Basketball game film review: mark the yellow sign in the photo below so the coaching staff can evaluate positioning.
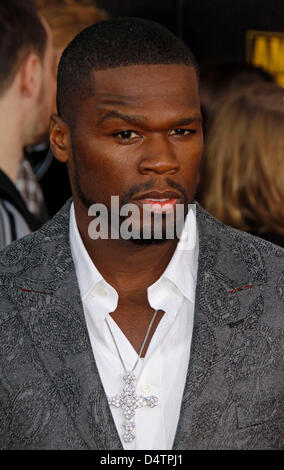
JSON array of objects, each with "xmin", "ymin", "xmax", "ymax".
[{"xmin": 246, "ymin": 30, "xmax": 284, "ymax": 86}]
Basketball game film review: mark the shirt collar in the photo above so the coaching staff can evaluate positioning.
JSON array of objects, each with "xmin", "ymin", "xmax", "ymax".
[
  {"xmin": 147, "ymin": 204, "xmax": 198, "ymax": 309},
  {"xmin": 69, "ymin": 202, "xmax": 198, "ymax": 311},
  {"xmin": 70, "ymin": 203, "xmax": 108, "ymax": 296}
]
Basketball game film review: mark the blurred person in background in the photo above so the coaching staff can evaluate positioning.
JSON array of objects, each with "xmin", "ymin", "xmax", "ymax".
[
  {"xmin": 31, "ymin": 0, "xmax": 109, "ymax": 217},
  {"xmin": 198, "ymin": 82, "xmax": 284, "ymax": 248},
  {"xmin": 35, "ymin": 0, "xmax": 108, "ymax": 68},
  {"xmin": 199, "ymin": 62, "xmax": 275, "ymax": 135},
  {"xmin": 0, "ymin": 0, "xmax": 56, "ymax": 248}
]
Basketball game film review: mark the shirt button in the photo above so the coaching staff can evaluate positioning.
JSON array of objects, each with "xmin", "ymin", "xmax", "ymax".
[{"xmin": 142, "ymin": 384, "xmax": 151, "ymax": 395}]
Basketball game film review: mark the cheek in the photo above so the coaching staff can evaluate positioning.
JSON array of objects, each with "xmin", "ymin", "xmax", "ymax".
[
  {"xmin": 182, "ymin": 138, "xmax": 203, "ymax": 172},
  {"xmin": 73, "ymin": 139, "xmax": 135, "ymax": 193},
  {"xmin": 191, "ymin": 132, "xmax": 204, "ymax": 157},
  {"xmin": 84, "ymin": 135, "xmax": 135, "ymax": 170}
]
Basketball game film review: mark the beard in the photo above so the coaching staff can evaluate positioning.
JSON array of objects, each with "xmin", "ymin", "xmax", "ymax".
[{"xmin": 71, "ymin": 147, "xmax": 194, "ymax": 244}]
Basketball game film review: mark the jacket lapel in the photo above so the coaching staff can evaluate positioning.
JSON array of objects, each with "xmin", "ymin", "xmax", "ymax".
[
  {"xmin": 12, "ymin": 200, "xmax": 122, "ymax": 449},
  {"xmin": 173, "ymin": 203, "xmax": 265, "ymax": 449}
]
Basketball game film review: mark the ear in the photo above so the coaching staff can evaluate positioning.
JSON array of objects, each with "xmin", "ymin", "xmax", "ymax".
[
  {"xmin": 49, "ymin": 114, "xmax": 72, "ymax": 163},
  {"xmin": 19, "ymin": 53, "xmax": 43, "ymax": 99}
]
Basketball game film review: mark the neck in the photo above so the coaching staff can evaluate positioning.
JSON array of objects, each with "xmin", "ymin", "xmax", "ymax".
[
  {"xmin": 74, "ymin": 201, "xmax": 178, "ymax": 300},
  {"xmin": 0, "ymin": 94, "xmax": 25, "ymax": 183},
  {"xmin": 86, "ymin": 237, "xmax": 177, "ymax": 291}
]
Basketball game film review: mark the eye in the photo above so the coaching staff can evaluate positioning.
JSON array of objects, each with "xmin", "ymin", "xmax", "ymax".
[
  {"xmin": 113, "ymin": 130, "xmax": 140, "ymax": 140},
  {"xmin": 169, "ymin": 128, "xmax": 195, "ymax": 136}
]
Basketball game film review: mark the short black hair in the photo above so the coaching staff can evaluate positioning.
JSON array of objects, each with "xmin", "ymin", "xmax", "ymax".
[
  {"xmin": 0, "ymin": 0, "xmax": 47, "ymax": 96},
  {"xmin": 57, "ymin": 17, "xmax": 199, "ymax": 125}
]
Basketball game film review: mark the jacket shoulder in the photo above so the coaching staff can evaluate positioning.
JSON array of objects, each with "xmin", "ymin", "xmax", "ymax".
[
  {"xmin": 196, "ymin": 202, "xmax": 284, "ymax": 258},
  {"xmin": 0, "ymin": 200, "xmax": 73, "ymax": 307},
  {"xmin": 195, "ymin": 203, "xmax": 284, "ymax": 306},
  {"xmin": 0, "ymin": 199, "xmax": 72, "ymax": 270}
]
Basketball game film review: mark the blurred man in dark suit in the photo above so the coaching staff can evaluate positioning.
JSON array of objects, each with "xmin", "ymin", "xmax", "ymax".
[{"xmin": 0, "ymin": 0, "xmax": 56, "ymax": 248}]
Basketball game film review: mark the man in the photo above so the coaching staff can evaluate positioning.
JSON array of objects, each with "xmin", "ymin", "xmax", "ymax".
[
  {"xmin": 27, "ymin": 0, "xmax": 109, "ymax": 217},
  {"xmin": 0, "ymin": 18, "xmax": 283, "ymax": 450},
  {"xmin": 0, "ymin": 0, "xmax": 56, "ymax": 248}
]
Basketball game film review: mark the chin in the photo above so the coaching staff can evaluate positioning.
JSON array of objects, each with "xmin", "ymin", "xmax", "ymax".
[
  {"xmin": 29, "ymin": 130, "xmax": 49, "ymax": 147},
  {"xmin": 129, "ymin": 236, "xmax": 174, "ymax": 246},
  {"xmin": 126, "ymin": 222, "xmax": 180, "ymax": 245},
  {"xmin": 35, "ymin": 131, "xmax": 49, "ymax": 145}
]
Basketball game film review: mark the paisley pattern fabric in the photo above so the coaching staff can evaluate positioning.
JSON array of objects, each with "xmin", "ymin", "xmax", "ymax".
[{"xmin": 0, "ymin": 199, "xmax": 283, "ymax": 449}]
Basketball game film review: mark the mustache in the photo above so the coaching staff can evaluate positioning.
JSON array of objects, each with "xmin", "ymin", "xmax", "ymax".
[{"xmin": 121, "ymin": 178, "xmax": 189, "ymax": 206}]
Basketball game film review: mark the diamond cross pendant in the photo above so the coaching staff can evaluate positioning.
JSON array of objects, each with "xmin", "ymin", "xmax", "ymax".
[{"xmin": 108, "ymin": 371, "xmax": 159, "ymax": 443}]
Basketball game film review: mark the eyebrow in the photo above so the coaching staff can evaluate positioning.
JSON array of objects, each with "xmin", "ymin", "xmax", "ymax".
[
  {"xmin": 97, "ymin": 110, "xmax": 202, "ymax": 127},
  {"xmin": 172, "ymin": 115, "xmax": 203, "ymax": 126},
  {"xmin": 97, "ymin": 110, "xmax": 145, "ymax": 126}
]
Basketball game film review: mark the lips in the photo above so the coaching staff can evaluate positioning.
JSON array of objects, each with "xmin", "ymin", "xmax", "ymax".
[
  {"xmin": 132, "ymin": 190, "xmax": 182, "ymax": 213},
  {"xmin": 133, "ymin": 190, "xmax": 182, "ymax": 201}
]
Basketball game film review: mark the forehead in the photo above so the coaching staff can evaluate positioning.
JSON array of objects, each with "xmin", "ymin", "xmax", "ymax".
[{"xmin": 81, "ymin": 64, "xmax": 200, "ymax": 118}]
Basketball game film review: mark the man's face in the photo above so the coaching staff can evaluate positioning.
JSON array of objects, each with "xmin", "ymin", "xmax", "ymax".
[{"xmin": 63, "ymin": 64, "xmax": 203, "ymax": 238}]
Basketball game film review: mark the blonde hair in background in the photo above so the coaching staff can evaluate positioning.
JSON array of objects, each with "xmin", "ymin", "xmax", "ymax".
[
  {"xmin": 34, "ymin": 0, "xmax": 109, "ymax": 49},
  {"xmin": 198, "ymin": 82, "xmax": 284, "ymax": 235}
]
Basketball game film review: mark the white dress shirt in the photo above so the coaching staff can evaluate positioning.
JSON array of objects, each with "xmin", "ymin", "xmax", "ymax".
[{"xmin": 69, "ymin": 203, "xmax": 199, "ymax": 450}]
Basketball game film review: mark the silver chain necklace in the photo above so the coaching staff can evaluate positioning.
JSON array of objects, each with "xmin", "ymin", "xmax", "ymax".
[{"xmin": 106, "ymin": 309, "xmax": 159, "ymax": 443}]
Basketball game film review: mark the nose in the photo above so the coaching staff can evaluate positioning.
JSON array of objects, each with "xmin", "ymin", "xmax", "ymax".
[{"xmin": 138, "ymin": 135, "xmax": 180, "ymax": 175}]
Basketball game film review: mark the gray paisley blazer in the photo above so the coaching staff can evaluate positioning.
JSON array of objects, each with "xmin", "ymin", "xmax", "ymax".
[{"xmin": 0, "ymin": 200, "xmax": 283, "ymax": 450}]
